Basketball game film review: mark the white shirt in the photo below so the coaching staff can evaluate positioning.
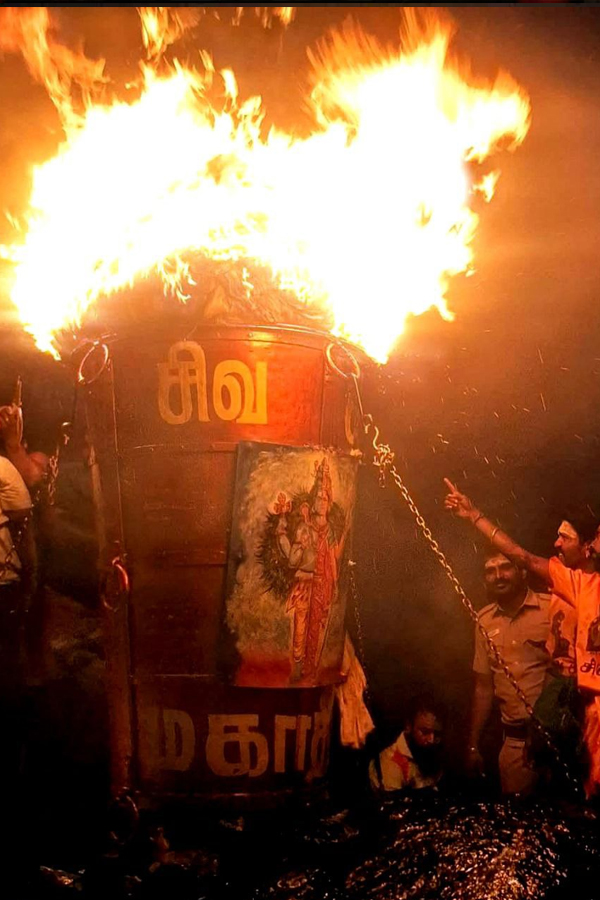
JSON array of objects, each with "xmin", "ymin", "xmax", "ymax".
[
  {"xmin": 369, "ymin": 731, "xmax": 442, "ymax": 791},
  {"xmin": 0, "ymin": 456, "xmax": 32, "ymax": 585}
]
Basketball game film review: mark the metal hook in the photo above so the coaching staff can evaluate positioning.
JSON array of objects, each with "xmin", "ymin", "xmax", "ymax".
[
  {"xmin": 325, "ymin": 341, "xmax": 361, "ymax": 381},
  {"xmin": 101, "ymin": 555, "xmax": 130, "ymax": 613},
  {"xmin": 77, "ymin": 341, "xmax": 110, "ymax": 386},
  {"xmin": 370, "ymin": 423, "xmax": 381, "ymax": 449},
  {"xmin": 60, "ymin": 421, "xmax": 73, "ymax": 447}
]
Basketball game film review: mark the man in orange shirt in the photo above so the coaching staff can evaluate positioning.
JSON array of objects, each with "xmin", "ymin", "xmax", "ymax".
[{"xmin": 444, "ymin": 478, "xmax": 600, "ymax": 797}]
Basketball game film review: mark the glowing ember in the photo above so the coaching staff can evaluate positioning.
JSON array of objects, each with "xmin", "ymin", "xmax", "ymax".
[{"xmin": 0, "ymin": 8, "xmax": 530, "ymax": 361}]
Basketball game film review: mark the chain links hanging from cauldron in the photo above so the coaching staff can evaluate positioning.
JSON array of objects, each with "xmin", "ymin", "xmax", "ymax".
[{"xmin": 326, "ymin": 341, "xmax": 581, "ymax": 797}]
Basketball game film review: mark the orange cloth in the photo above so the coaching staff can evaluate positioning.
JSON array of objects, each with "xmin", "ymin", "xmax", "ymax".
[
  {"xmin": 549, "ymin": 557, "xmax": 600, "ymax": 691},
  {"xmin": 335, "ymin": 634, "xmax": 374, "ymax": 749},
  {"xmin": 546, "ymin": 591, "xmax": 577, "ymax": 677},
  {"xmin": 287, "ymin": 580, "xmax": 312, "ymax": 663},
  {"xmin": 583, "ymin": 696, "xmax": 600, "ymax": 798}
]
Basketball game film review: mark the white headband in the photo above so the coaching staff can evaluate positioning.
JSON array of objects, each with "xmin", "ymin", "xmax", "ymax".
[{"xmin": 558, "ymin": 520, "xmax": 578, "ymax": 540}]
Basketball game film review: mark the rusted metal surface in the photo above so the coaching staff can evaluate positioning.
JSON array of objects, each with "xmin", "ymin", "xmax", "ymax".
[{"xmin": 84, "ymin": 323, "xmax": 364, "ymax": 805}]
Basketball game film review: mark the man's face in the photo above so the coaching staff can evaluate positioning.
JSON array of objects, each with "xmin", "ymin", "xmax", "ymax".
[
  {"xmin": 483, "ymin": 554, "xmax": 526, "ymax": 604},
  {"xmin": 554, "ymin": 522, "xmax": 586, "ymax": 569},
  {"xmin": 588, "ymin": 526, "xmax": 600, "ymax": 559},
  {"xmin": 407, "ymin": 711, "xmax": 442, "ymax": 750}
]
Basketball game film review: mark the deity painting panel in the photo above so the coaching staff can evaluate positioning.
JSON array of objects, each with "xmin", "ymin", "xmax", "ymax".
[{"xmin": 223, "ymin": 443, "xmax": 358, "ymax": 688}]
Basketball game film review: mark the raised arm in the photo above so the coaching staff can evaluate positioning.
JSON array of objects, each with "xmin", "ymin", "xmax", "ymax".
[
  {"xmin": 0, "ymin": 404, "xmax": 48, "ymax": 490},
  {"xmin": 443, "ymin": 478, "xmax": 550, "ymax": 584}
]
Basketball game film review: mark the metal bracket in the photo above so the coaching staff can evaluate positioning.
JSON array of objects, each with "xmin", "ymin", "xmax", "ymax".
[
  {"xmin": 101, "ymin": 555, "xmax": 130, "ymax": 613},
  {"xmin": 76, "ymin": 340, "xmax": 110, "ymax": 386}
]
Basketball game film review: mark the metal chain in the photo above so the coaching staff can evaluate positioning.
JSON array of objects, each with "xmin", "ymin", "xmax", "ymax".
[
  {"xmin": 326, "ymin": 340, "xmax": 579, "ymax": 791},
  {"xmin": 41, "ymin": 419, "xmax": 73, "ymax": 508},
  {"xmin": 44, "ymin": 450, "xmax": 61, "ymax": 507},
  {"xmin": 365, "ymin": 419, "xmax": 579, "ymax": 794}
]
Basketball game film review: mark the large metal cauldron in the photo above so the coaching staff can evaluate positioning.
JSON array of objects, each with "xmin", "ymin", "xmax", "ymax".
[{"xmin": 82, "ymin": 322, "xmax": 363, "ymax": 809}]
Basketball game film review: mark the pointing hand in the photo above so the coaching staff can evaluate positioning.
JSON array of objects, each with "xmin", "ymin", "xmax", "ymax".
[{"xmin": 443, "ymin": 478, "xmax": 478, "ymax": 520}]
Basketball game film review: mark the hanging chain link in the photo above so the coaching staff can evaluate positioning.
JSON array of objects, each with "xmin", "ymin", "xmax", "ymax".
[
  {"xmin": 44, "ymin": 422, "xmax": 72, "ymax": 507},
  {"xmin": 43, "ymin": 401, "xmax": 76, "ymax": 508},
  {"xmin": 324, "ymin": 344, "xmax": 581, "ymax": 795},
  {"xmin": 44, "ymin": 448, "xmax": 61, "ymax": 507}
]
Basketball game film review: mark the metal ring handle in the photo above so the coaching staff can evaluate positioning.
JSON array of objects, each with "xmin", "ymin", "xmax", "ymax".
[
  {"xmin": 101, "ymin": 556, "xmax": 130, "ymax": 613},
  {"xmin": 108, "ymin": 793, "xmax": 140, "ymax": 845},
  {"xmin": 77, "ymin": 341, "xmax": 109, "ymax": 386},
  {"xmin": 325, "ymin": 342, "xmax": 361, "ymax": 380}
]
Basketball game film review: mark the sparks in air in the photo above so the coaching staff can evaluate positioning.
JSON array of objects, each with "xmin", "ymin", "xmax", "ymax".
[{"xmin": 0, "ymin": 7, "xmax": 531, "ymax": 361}]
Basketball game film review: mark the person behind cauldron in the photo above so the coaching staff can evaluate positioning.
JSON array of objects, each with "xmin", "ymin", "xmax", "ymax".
[
  {"xmin": 369, "ymin": 694, "xmax": 445, "ymax": 792},
  {"xmin": 0, "ymin": 401, "xmax": 49, "ymax": 492},
  {"xmin": 1, "ymin": 394, "xmax": 53, "ymax": 678},
  {"xmin": 0, "ymin": 432, "xmax": 33, "ymax": 794},
  {"xmin": 444, "ymin": 478, "xmax": 600, "ymax": 799}
]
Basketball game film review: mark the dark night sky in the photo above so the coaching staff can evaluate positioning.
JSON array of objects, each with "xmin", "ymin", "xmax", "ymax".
[{"xmin": 2, "ymin": 5, "xmax": 600, "ymax": 751}]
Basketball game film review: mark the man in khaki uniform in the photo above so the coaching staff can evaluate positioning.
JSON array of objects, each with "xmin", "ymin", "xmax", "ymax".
[{"xmin": 467, "ymin": 552, "xmax": 551, "ymax": 794}]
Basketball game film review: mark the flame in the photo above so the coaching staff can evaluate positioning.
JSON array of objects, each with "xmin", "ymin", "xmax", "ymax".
[
  {"xmin": 474, "ymin": 172, "xmax": 500, "ymax": 204},
  {"xmin": 1, "ymin": 8, "xmax": 530, "ymax": 361},
  {"xmin": 0, "ymin": 6, "xmax": 106, "ymax": 128},
  {"xmin": 141, "ymin": 7, "xmax": 189, "ymax": 60},
  {"xmin": 233, "ymin": 8, "xmax": 296, "ymax": 28}
]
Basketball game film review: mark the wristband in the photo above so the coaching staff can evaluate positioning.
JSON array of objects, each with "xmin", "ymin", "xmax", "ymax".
[
  {"xmin": 490, "ymin": 526, "xmax": 500, "ymax": 540},
  {"xmin": 472, "ymin": 512, "xmax": 484, "ymax": 525}
]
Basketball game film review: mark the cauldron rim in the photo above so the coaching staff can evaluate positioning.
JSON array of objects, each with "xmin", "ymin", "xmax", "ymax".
[{"xmin": 72, "ymin": 321, "xmax": 376, "ymax": 371}]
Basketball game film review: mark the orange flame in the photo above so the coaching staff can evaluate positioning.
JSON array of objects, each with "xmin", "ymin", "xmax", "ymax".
[
  {"xmin": 1, "ymin": 8, "xmax": 530, "ymax": 361},
  {"xmin": 233, "ymin": 8, "xmax": 296, "ymax": 28},
  {"xmin": 0, "ymin": 6, "xmax": 106, "ymax": 128},
  {"xmin": 140, "ymin": 6, "xmax": 202, "ymax": 61}
]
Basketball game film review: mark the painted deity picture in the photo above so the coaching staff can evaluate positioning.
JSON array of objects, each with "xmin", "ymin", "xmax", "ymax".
[{"xmin": 223, "ymin": 443, "xmax": 358, "ymax": 688}]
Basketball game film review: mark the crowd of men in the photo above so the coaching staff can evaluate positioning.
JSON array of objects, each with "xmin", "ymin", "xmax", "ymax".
[
  {"xmin": 369, "ymin": 484, "xmax": 600, "ymax": 800},
  {"xmin": 444, "ymin": 477, "xmax": 600, "ymax": 799},
  {"xmin": 4, "ymin": 390, "xmax": 600, "ymax": 802},
  {"xmin": 0, "ymin": 399, "xmax": 48, "ymax": 785}
]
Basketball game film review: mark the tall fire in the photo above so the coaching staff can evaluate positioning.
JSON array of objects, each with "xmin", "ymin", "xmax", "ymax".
[{"xmin": 0, "ymin": 7, "xmax": 530, "ymax": 362}]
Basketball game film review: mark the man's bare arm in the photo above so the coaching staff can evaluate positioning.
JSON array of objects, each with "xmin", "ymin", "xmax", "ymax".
[
  {"xmin": 444, "ymin": 478, "xmax": 550, "ymax": 584},
  {"xmin": 469, "ymin": 673, "xmax": 494, "ymax": 749},
  {"xmin": 467, "ymin": 673, "xmax": 494, "ymax": 775}
]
